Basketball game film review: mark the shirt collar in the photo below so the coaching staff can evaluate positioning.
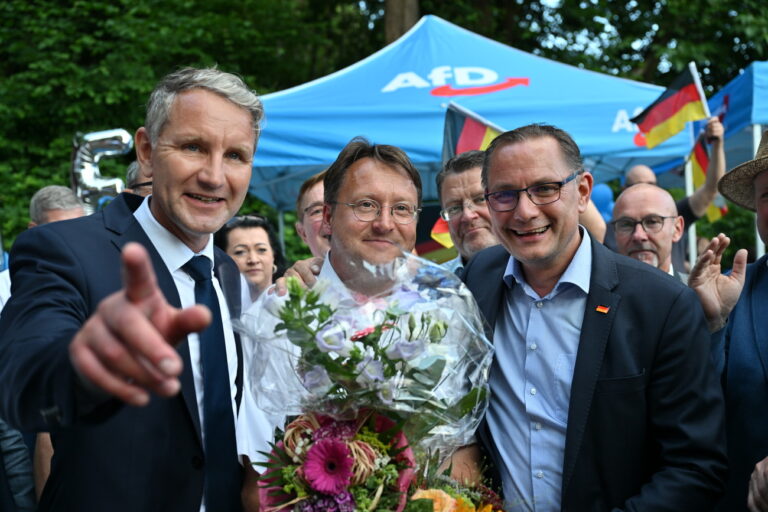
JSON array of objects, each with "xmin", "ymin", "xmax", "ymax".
[
  {"xmin": 503, "ymin": 226, "xmax": 592, "ymax": 299},
  {"xmin": 133, "ymin": 196, "xmax": 216, "ymax": 273}
]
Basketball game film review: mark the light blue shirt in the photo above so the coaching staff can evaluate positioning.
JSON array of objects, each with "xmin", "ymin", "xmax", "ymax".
[
  {"xmin": 442, "ymin": 254, "xmax": 464, "ymax": 276},
  {"xmin": 487, "ymin": 230, "xmax": 592, "ymax": 511}
]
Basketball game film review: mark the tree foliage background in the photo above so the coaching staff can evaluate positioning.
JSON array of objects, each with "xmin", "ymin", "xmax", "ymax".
[{"xmin": 1, "ymin": 0, "xmax": 766, "ymax": 263}]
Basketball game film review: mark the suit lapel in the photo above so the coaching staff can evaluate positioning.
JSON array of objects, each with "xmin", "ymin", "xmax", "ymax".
[
  {"xmin": 561, "ymin": 241, "xmax": 620, "ymax": 498},
  {"xmin": 749, "ymin": 257, "xmax": 768, "ymax": 388},
  {"xmin": 104, "ymin": 194, "xmax": 203, "ymax": 444},
  {"xmin": 469, "ymin": 246, "xmax": 509, "ymax": 337}
]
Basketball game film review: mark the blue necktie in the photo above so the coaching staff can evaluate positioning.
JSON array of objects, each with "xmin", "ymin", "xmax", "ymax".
[{"xmin": 183, "ymin": 256, "xmax": 241, "ymax": 511}]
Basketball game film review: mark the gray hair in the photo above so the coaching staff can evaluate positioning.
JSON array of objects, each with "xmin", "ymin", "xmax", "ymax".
[
  {"xmin": 482, "ymin": 124, "xmax": 583, "ymax": 187},
  {"xmin": 29, "ymin": 185, "xmax": 84, "ymax": 225},
  {"xmin": 125, "ymin": 161, "xmax": 140, "ymax": 188},
  {"xmin": 144, "ymin": 67, "xmax": 264, "ymax": 150}
]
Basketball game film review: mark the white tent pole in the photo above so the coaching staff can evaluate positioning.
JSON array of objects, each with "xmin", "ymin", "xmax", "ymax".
[
  {"xmin": 754, "ymin": 124, "xmax": 766, "ymax": 259},
  {"xmin": 687, "ymin": 62, "xmax": 708, "ymax": 269},
  {"xmin": 684, "ymin": 158, "xmax": 697, "ymax": 269},
  {"xmin": 278, "ymin": 211, "xmax": 286, "ymax": 256}
]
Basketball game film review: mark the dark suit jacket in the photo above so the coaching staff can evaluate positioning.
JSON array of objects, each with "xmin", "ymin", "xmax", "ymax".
[
  {"xmin": 463, "ymin": 240, "xmax": 727, "ymax": 511},
  {"xmin": 712, "ymin": 255, "xmax": 768, "ymax": 511},
  {"xmin": 0, "ymin": 193, "xmax": 243, "ymax": 512}
]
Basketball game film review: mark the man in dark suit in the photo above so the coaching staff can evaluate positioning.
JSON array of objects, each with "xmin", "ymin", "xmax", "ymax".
[
  {"xmin": 0, "ymin": 67, "xmax": 263, "ymax": 511},
  {"xmin": 690, "ymin": 129, "xmax": 768, "ymax": 511},
  {"xmin": 462, "ymin": 124, "xmax": 727, "ymax": 511}
]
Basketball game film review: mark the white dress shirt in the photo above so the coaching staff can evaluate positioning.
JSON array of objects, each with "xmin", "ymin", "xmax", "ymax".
[{"xmin": 134, "ymin": 197, "xmax": 239, "ymax": 512}]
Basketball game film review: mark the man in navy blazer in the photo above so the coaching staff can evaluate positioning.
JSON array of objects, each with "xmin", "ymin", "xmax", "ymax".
[
  {"xmin": 462, "ymin": 124, "xmax": 727, "ymax": 511},
  {"xmin": 690, "ymin": 130, "xmax": 768, "ymax": 511},
  {"xmin": 0, "ymin": 67, "xmax": 263, "ymax": 511}
]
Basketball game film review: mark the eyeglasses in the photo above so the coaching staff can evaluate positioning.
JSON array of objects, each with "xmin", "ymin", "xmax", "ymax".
[
  {"xmin": 612, "ymin": 215, "xmax": 676, "ymax": 235},
  {"xmin": 440, "ymin": 194, "xmax": 487, "ymax": 221},
  {"xmin": 128, "ymin": 181, "xmax": 152, "ymax": 189},
  {"xmin": 484, "ymin": 170, "xmax": 583, "ymax": 212},
  {"xmin": 333, "ymin": 199, "xmax": 421, "ymax": 225}
]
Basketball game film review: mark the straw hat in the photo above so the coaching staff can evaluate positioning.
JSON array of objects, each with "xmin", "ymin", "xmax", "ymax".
[{"xmin": 718, "ymin": 129, "xmax": 768, "ymax": 211}]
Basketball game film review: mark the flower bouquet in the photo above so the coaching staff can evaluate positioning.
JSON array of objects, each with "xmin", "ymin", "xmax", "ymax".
[
  {"xmin": 403, "ymin": 452, "xmax": 505, "ymax": 512},
  {"xmin": 238, "ymin": 252, "xmax": 495, "ymax": 511}
]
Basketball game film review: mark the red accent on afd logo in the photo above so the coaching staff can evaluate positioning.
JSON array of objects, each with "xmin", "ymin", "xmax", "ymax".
[{"xmin": 431, "ymin": 77, "xmax": 530, "ymax": 97}]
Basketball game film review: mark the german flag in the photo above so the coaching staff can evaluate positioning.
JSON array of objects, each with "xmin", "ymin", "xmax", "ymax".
[
  {"xmin": 690, "ymin": 134, "xmax": 728, "ymax": 222},
  {"xmin": 430, "ymin": 217, "xmax": 453, "ymax": 248},
  {"xmin": 442, "ymin": 102, "xmax": 504, "ymax": 161},
  {"xmin": 631, "ymin": 62, "xmax": 709, "ymax": 149}
]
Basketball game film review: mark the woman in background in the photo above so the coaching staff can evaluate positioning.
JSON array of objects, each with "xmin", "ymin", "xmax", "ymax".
[{"xmin": 215, "ymin": 215, "xmax": 286, "ymax": 301}]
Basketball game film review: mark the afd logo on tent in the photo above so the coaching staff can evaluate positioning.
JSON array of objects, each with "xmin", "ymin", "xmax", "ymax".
[{"xmin": 382, "ymin": 66, "xmax": 528, "ymax": 96}]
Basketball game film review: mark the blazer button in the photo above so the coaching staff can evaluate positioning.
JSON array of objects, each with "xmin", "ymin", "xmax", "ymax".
[{"xmin": 191, "ymin": 455, "xmax": 204, "ymax": 469}]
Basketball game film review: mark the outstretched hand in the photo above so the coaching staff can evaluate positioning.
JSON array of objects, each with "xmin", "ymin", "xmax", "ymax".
[
  {"xmin": 688, "ymin": 233, "xmax": 747, "ymax": 332},
  {"xmin": 69, "ymin": 243, "xmax": 211, "ymax": 406}
]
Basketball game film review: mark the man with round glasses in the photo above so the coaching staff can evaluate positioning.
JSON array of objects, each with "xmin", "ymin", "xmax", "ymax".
[
  {"xmin": 611, "ymin": 183, "xmax": 686, "ymax": 282},
  {"xmin": 462, "ymin": 123, "xmax": 726, "ymax": 510},
  {"xmin": 321, "ymin": 137, "xmax": 421, "ymax": 294}
]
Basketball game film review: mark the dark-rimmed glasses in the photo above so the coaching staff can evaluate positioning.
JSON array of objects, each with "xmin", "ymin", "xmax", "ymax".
[
  {"xmin": 484, "ymin": 170, "xmax": 583, "ymax": 212},
  {"xmin": 612, "ymin": 215, "xmax": 676, "ymax": 235},
  {"xmin": 333, "ymin": 199, "xmax": 420, "ymax": 225},
  {"xmin": 128, "ymin": 181, "xmax": 152, "ymax": 190}
]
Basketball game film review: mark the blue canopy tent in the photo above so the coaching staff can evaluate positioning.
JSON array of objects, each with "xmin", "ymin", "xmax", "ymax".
[
  {"xmin": 706, "ymin": 61, "xmax": 768, "ymax": 167},
  {"xmin": 251, "ymin": 15, "xmax": 695, "ymax": 216}
]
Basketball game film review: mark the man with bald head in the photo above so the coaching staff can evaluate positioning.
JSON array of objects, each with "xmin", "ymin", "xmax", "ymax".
[
  {"xmin": 612, "ymin": 184, "xmax": 686, "ymax": 281},
  {"xmin": 617, "ymin": 117, "xmax": 725, "ymax": 270}
]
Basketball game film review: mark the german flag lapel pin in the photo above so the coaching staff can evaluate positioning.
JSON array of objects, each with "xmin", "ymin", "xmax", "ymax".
[{"xmin": 595, "ymin": 305, "xmax": 610, "ymax": 314}]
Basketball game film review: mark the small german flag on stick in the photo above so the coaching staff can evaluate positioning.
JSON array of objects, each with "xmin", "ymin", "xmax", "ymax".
[
  {"xmin": 631, "ymin": 62, "xmax": 710, "ymax": 149},
  {"xmin": 690, "ymin": 132, "xmax": 728, "ymax": 222},
  {"xmin": 442, "ymin": 101, "xmax": 504, "ymax": 162}
]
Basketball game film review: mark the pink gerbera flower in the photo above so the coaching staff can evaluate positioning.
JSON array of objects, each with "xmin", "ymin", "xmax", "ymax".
[{"xmin": 303, "ymin": 439, "xmax": 354, "ymax": 494}]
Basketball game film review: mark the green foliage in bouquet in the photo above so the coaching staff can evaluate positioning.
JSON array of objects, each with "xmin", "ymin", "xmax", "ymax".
[{"xmin": 273, "ymin": 277, "xmax": 483, "ymax": 436}]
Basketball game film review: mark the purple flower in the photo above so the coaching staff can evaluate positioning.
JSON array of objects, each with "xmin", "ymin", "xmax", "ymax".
[
  {"xmin": 316, "ymin": 321, "xmax": 353, "ymax": 357},
  {"xmin": 313, "ymin": 420, "xmax": 357, "ymax": 442},
  {"xmin": 385, "ymin": 338, "xmax": 426, "ymax": 361},
  {"xmin": 377, "ymin": 379, "xmax": 398, "ymax": 405},
  {"xmin": 302, "ymin": 365, "xmax": 333, "ymax": 395},
  {"xmin": 355, "ymin": 356, "xmax": 385, "ymax": 387},
  {"xmin": 298, "ymin": 491, "xmax": 356, "ymax": 512}
]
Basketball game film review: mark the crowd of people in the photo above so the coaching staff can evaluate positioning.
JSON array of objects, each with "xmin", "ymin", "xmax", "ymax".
[{"xmin": 0, "ymin": 65, "xmax": 766, "ymax": 512}]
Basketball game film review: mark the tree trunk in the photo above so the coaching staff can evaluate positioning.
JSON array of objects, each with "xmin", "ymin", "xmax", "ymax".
[{"xmin": 385, "ymin": 0, "xmax": 420, "ymax": 43}]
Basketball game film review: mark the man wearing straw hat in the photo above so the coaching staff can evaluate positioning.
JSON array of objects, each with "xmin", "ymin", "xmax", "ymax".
[{"xmin": 690, "ymin": 130, "xmax": 768, "ymax": 511}]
